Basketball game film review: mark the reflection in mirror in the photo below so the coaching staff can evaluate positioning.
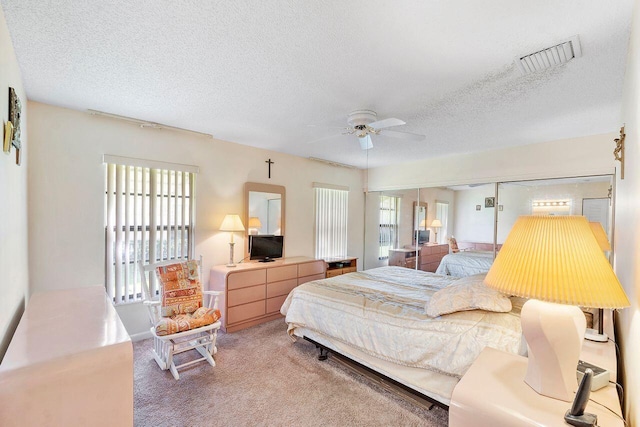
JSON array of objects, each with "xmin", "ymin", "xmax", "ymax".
[
  {"xmin": 413, "ymin": 202, "xmax": 428, "ymax": 245},
  {"xmin": 497, "ymin": 175, "xmax": 613, "ymax": 247},
  {"xmin": 244, "ymin": 182, "xmax": 286, "ymax": 256},
  {"xmin": 364, "ymin": 189, "xmax": 418, "ymax": 270}
]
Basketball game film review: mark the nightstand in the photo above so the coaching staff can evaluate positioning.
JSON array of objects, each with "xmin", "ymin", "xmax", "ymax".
[{"xmin": 449, "ymin": 345, "xmax": 624, "ymax": 427}]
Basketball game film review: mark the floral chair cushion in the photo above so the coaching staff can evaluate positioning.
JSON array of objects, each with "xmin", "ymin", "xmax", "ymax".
[
  {"xmin": 156, "ymin": 260, "xmax": 203, "ymax": 317},
  {"xmin": 155, "ymin": 307, "xmax": 222, "ymax": 336}
]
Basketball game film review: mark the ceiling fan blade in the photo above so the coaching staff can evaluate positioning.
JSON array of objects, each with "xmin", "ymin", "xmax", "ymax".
[
  {"xmin": 359, "ymin": 134, "xmax": 373, "ymax": 150},
  {"xmin": 379, "ymin": 129, "xmax": 426, "ymax": 141},
  {"xmin": 368, "ymin": 117, "xmax": 406, "ymax": 129}
]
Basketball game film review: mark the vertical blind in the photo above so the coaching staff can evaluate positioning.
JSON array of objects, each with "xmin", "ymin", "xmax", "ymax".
[
  {"xmin": 314, "ymin": 186, "xmax": 348, "ymax": 259},
  {"xmin": 104, "ymin": 156, "xmax": 197, "ymax": 304},
  {"xmin": 435, "ymin": 202, "xmax": 449, "ymax": 244},
  {"xmin": 379, "ymin": 195, "xmax": 400, "ymax": 259}
]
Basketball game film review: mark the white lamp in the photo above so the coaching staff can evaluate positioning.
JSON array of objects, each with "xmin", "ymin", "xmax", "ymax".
[
  {"xmin": 430, "ymin": 219, "xmax": 442, "ymax": 243},
  {"xmin": 220, "ymin": 214, "xmax": 245, "ymax": 267},
  {"xmin": 484, "ymin": 216, "xmax": 629, "ymax": 402},
  {"xmin": 248, "ymin": 217, "xmax": 262, "ymax": 235}
]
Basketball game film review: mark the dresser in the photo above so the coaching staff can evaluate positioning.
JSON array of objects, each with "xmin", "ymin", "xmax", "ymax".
[
  {"xmin": 388, "ymin": 243, "xmax": 448, "ymax": 272},
  {"xmin": 325, "ymin": 257, "xmax": 358, "ymax": 278},
  {"xmin": 0, "ymin": 286, "xmax": 133, "ymax": 426},
  {"xmin": 210, "ymin": 256, "xmax": 326, "ymax": 332}
]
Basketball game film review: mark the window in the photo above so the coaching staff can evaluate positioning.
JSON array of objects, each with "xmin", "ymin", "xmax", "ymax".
[
  {"xmin": 435, "ymin": 201, "xmax": 449, "ymax": 244},
  {"xmin": 104, "ymin": 155, "xmax": 198, "ymax": 304},
  {"xmin": 314, "ymin": 184, "xmax": 348, "ymax": 259},
  {"xmin": 379, "ymin": 195, "xmax": 400, "ymax": 259}
]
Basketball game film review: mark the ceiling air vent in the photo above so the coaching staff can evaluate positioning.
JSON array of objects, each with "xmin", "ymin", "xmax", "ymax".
[{"xmin": 516, "ymin": 35, "xmax": 582, "ymax": 75}]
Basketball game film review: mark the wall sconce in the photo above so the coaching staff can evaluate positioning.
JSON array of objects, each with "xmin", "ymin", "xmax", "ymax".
[{"xmin": 614, "ymin": 126, "xmax": 625, "ymax": 180}]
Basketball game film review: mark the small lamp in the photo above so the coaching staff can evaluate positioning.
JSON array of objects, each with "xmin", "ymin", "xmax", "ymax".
[
  {"xmin": 220, "ymin": 214, "xmax": 245, "ymax": 267},
  {"xmin": 430, "ymin": 219, "xmax": 442, "ymax": 243},
  {"xmin": 248, "ymin": 217, "xmax": 262, "ymax": 235},
  {"xmin": 584, "ymin": 222, "xmax": 612, "ymax": 343},
  {"xmin": 484, "ymin": 216, "xmax": 629, "ymax": 402}
]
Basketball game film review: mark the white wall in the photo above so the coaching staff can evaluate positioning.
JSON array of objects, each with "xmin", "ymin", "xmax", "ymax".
[
  {"xmin": 368, "ymin": 133, "xmax": 616, "ymax": 190},
  {"xmin": 452, "ymin": 185, "xmax": 496, "ymax": 243},
  {"xmin": 616, "ymin": 0, "xmax": 640, "ymax": 423},
  {"xmin": 0, "ymin": 6, "xmax": 28, "ymax": 361},
  {"xmin": 27, "ymin": 102, "xmax": 364, "ymax": 337}
]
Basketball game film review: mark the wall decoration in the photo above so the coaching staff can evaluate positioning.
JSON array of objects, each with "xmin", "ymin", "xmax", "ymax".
[
  {"xmin": 613, "ymin": 125, "xmax": 625, "ymax": 180},
  {"xmin": 8, "ymin": 87, "xmax": 22, "ymax": 165},
  {"xmin": 485, "ymin": 197, "xmax": 495, "ymax": 208},
  {"xmin": 476, "ymin": 205, "xmax": 481, "ymax": 211},
  {"xmin": 3, "ymin": 121, "xmax": 12, "ymax": 153}
]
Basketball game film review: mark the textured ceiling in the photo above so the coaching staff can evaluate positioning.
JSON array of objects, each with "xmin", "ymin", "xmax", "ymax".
[{"xmin": 1, "ymin": 0, "xmax": 634, "ymax": 168}]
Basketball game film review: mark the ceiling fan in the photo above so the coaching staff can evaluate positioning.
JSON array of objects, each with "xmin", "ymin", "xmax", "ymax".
[{"xmin": 311, "ymin": 110, "xmax": 426, "ymax": 150}]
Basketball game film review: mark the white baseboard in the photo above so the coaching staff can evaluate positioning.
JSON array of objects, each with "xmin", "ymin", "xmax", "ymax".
[{"xmin": 129, "ymin": 330, "xmax": 152, "ymax": 342}]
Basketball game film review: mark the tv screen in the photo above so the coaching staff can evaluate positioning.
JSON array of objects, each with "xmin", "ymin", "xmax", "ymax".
[
  {"xmin": 417, "ymin": 230, "xmax": 430, "ymax": 245},
  {"xmin": 249, "ymin": 235, "xmax": 284, "ymax": 262}
]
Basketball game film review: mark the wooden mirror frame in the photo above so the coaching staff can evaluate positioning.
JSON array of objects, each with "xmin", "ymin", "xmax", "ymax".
[{"xmin": 244, "ymin": 182, "xmax": 286, "ymax": 258}]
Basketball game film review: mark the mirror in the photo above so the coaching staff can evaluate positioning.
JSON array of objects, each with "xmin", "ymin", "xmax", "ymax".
[
  {"xmin": 244, "ymin": 182, "xmax": 286, "ymax": 255},
  {"xmin": 413, "ymin": 201, "xmax": 429, "ymax": 246},
  {"xmin": 363, "ymin": 174, "xmax": 614, "ymax": 273}
]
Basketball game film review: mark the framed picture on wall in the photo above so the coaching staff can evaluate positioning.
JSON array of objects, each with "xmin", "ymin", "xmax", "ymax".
[{"xmin": 485, "ymin": 197, "xmax": 495, "ymax": 208}]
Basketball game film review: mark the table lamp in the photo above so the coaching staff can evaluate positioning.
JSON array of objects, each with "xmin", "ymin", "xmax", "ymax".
[
  {"xmin": 430, "ymin": 219, "xmax": 442, "ymax": 243},
  {"xmin": 585, "ymin": 222, "xmax": 612, "ymax": 342},
  {"xmin": 248, "ymin": 217, "xmax": 262, "ymax": 235},
  {"xmin": 220, "ymin": 214, "xmax": 245, "ymax": 267},
  {"xmin": 484, "ymin": 216, "xmax": 629, "ymax": 402}
]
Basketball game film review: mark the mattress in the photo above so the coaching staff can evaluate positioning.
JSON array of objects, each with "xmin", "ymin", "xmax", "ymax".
[{"xmin": 281, "ymin": 266, "xmax": 524, "ymax": 405}]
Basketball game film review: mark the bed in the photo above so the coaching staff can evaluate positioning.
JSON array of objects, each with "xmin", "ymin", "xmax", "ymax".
[
  {"xmin": 435, "ymin": 251, "xmax": 495, "ymax": 277},
  {"xmin": 280, "ymin": 266, "xmax": 525, "ymax": 407}
]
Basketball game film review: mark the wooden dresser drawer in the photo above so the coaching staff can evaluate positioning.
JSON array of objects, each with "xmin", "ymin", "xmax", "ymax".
[
  {"xmin": 326, "ymin": 269, "xmax": 343, "ymax": 278},
  {"xmin": 298, "ymin": 273, "xmax": 326, "ymax": 285},
  {"xmin": 228, "ymin": 300, "xmax": 265, "ymax": 324},
  {"xmin": 267, "ymin": 265, "xmax": 298, "ymax": 283},
  {"xmin": 267, "ymin": 278, "xmax": 298, "ymax": 298},
  {"xmin": 343, "ymin": 266, "xmax": 357, "ymax": 274},
  {"xmin": 228, "ymin": 284, "xmax": 266, "ymax": 307},
  {"xmin": 266, "ymin": 295, "xmax": 288, "ymax": 314},
  {"xmin": 298, "ymin": 260, "xmax": 325, "ymax": 277},
  {"xmin": 228, "ymin": 269, "xmax": 266, "ymax": 290}
]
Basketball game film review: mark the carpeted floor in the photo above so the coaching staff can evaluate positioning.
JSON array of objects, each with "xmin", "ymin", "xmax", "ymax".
[{"xmin": 134, "ymin": 319, "xmax": 449, "ymax": 427}]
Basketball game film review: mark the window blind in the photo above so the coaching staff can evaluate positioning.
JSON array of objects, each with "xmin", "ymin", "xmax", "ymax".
[
  {"xmin": 104, "ymin": 160, "xmax": 196, "ymax": 304},
  {"xmin": 379, "ymin": 195, "xmax": 400, "ymax": 259},
  {"xmin": 314, "ymin": 187, "xmax": 348, "ymax": 259}
]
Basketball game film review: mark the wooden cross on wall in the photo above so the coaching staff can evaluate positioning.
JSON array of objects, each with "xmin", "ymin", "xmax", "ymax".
[{"xmin": 265, "ymin": 158, "xmax": 274, "ymax": 179}]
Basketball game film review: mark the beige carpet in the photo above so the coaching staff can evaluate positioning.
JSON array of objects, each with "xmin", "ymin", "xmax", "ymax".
[{"xmin": 134, "ymin": 319, "xmax": 449, "ymax": 427}]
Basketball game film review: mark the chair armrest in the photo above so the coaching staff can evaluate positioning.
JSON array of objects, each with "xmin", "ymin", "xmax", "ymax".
[
  {"xmin": 203, "ymin": 291, "xmax": 221, "ymax": 311},
  {"xmin": 143, "ymin": 300, "xmax": 161, "ymax": 307}
]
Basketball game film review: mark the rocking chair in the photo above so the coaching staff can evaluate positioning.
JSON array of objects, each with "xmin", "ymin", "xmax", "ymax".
[{"xmin": 139, "ymin": 257, "xmax": 222, "ymax": 379}]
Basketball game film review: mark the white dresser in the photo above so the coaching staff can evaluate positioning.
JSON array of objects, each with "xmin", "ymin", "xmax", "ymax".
[{"xmin": 0, "ymin": 286, "xmax": 133, "ymax": 426}]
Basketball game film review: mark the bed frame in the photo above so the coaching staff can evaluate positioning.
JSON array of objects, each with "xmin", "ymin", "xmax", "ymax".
[{"xmin": 303, "ymin": 336, "xmax": 449, "ymax": 411}]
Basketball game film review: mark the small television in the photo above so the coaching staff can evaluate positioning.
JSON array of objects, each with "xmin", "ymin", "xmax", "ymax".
[
  {"xmin": 249, "ymin": 235, "xmax": 284, "ymax": 262},
  {"xmin": 417, "ymin": 230, "xmax": 430, "ymax": 245}
]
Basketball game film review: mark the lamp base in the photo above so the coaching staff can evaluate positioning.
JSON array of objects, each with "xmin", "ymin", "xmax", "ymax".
[
  {"xmin": 584, "ymin": 328, "xmax": 608, "ymax": 343},
  {"xmin": 521, "ymin": 299, "xmax": 586, "ymax": 402},
  {"xmin": 227, "ymin": 241, "xmax": 236, "ymax": 267}
]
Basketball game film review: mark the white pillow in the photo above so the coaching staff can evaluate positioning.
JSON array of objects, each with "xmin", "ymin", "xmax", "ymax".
[{"xmin": 425, "ymin": 274, "xmax": 512, "ymax": 317}]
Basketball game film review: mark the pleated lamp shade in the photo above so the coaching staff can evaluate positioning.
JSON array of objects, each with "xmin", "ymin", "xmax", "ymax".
[
  {"xmin": 484, "ymin": 215, "xmax": 629, "ymax": 309},
  {"xmin": 589, "ymin": 222, "xmax": 611, "ymax": 251},
  {"xmin": 430, "ymin": 219, "xmax": 443, "ymax": 228}
]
